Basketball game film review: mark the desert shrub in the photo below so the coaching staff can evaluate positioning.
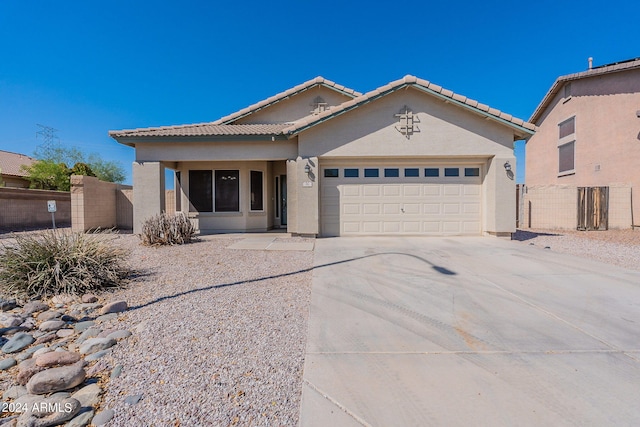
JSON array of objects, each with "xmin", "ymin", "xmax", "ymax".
[
  {"xmin": 0, "ymin": 230, "xmax": 129, "ymax": 299},
  {"xmin": 140, "ymin": 212, "xmax": 196, "ymax": 246}
]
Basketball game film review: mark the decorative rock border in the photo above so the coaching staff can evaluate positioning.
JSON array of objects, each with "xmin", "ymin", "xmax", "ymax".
[{"xmin": 0, "ymin": 296, "xmax": 132, "ymax": 427}]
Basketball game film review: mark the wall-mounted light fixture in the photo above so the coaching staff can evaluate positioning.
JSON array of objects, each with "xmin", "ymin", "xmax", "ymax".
[
  {"xmin": 304, "ymin": 164, "xmax": 311, "ymax": 175},
  {"xmin": 503, "ymin": 161, "xmax": 512, "ymax": 172}
]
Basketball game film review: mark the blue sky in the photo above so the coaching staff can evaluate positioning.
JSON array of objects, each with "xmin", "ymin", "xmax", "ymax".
[{"xmin": 1, "ymin": 0, "xmax": 638, "ymax": 185}]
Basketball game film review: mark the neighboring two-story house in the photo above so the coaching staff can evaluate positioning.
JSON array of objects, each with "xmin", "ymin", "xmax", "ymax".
[
  {"xmin": 524, "ymin": 58, "xmax": 640, "ymax": 230},
  {"xmin": 110, "ymin": 75, "xmax": 534, "ymax": 237}
]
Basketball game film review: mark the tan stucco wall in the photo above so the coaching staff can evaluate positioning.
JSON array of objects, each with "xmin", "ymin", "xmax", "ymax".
[
  {"xmin": 132, "ymin": 162, "xmax": 165, "ymax": 234},
  {"xmin": 71, "ymin": 175, "xmax": 133, "ymax": 232},
  {"xmin": 298, "ymin": 88, "xmax": 518, "ymax": 235},
  {"xmin": 526, "ymin": 69, "xmax": 640, "ymax": 226},
  {"xmin": 0, "ymin": 188, "xmax": 71, "ymax": 230},
  {"xmin": 235, "ymin": 86, "xmax": 355, "ymax": 124},
  {"xmin": 135, "ymin": 140, "xmax": 297, "ymax": 162},
  {"xmin": 285, "ymin": 156, "xmax": 319, "ymax": 235}
]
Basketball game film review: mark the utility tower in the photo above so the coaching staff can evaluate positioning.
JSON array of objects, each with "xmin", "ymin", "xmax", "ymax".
[{"xmin": 35, "ymin": 124, "xmax": 60, "ymax": 145}]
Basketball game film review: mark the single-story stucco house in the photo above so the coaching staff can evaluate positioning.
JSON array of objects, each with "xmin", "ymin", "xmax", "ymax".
[{"xmin": 109, "ymin": 75, "xmax": 535, "ymax": 237}]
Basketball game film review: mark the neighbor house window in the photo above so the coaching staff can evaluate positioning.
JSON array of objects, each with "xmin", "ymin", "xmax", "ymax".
[
  {"xmin": 324, "ymin": 169, "xmax": 339, "ymax": 178},
  {"xmin": 558, "ymin": 142, "xmax": 575, "ymax": 174},
  {"xmin": 344, "ymin": 168, "xmax": 359, "ymax": 178},
  {"xmin": 559, "ymin": 117, "xmax": 575, "ymax": 139},
  {"xmin": 189, "ymin": 170, "xmax": 212, "ymax": 212},
  {"xmin": 250, "ymin": 170, "xmax": 263, "ymax": 211},
  {"xmin": 215, "ymin": 170, "xmax": 239, "ymax": 212}
]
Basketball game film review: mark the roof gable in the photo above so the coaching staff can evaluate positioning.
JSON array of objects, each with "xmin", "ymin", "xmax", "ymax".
[
  {"xmin": 283, "ymin": 75, "xmax": 535, "ymax": 141},
  {"xmin": 212, "ymin": 76, "xmax": 362, "ymax": 125},
  {"xmin": 529, "ymin": 57, "xmax": 640, "ymax": 124}
]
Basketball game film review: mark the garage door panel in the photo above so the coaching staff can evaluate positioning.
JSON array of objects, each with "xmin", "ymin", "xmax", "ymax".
[
  {"xmin": 444, "ymin": 186, "xmax": 461, "ymax": 196},
  {"xmin": 403, "ymin": 204, "xmax": 420, "ymax": 214},
  {"xmin": 403, "ymin": 185, "xmax": 421, "ymax": 196},
  {"xmin": 383, "ymin": 204, "xmax": 401, "ymax": 214},
  {"xmin": 363, "ymin": 186, "xmax": 381, "ymax": 196},
  {"xmin": 383, "ymin": 186, "xmax": 401, "ymax": 196},
  {"xmin": 343, "ymin": 204, "xmax": 360, "ymax": 215},
  {"xmin": 424, "ymin": 203, "xmax": 441, "ymax": 214},
  {"xmin": 423, "ymin": 185, "xmax": 441, "ymax": 196},
  {"xmin": 321, "ymin": 164, "xmax": 482, "ymax": 236},
  {"xmin": 363, "ymin": 222, "xmax": 381, "ymax": 233}
]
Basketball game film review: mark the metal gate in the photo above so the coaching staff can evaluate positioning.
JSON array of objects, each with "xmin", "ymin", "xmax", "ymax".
[{"xmin": 577, "ymin": 187, "xmax": 609, "ymax": 231}]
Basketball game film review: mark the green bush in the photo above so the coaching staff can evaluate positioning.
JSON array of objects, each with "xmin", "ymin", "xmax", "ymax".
[
  {"xmin": 140, "ymin": 212, "xmax": 196, "ymax": 246},
  {"xmin": 0, "ymin": 230, "xmax": 129, "ymax": 299}
]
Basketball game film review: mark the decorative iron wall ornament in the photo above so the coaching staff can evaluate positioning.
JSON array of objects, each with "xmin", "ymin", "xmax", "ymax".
[
  {"xmin": 395, "ymin": 105, "xmax": 419, "ymax": 139},
  {"xmin": 310, "ymin": 96, "xmax": 328, "ymax": 115}
]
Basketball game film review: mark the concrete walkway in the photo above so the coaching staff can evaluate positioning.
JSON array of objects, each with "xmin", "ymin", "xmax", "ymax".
[{"xmin": 300, "ymin": 236, "xmax": 640, "ymax": 426}]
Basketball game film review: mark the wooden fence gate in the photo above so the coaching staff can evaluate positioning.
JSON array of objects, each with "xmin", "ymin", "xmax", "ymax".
[{"xmin": 577, "ymin": 186, "xmax": 609, "ymax": 231}]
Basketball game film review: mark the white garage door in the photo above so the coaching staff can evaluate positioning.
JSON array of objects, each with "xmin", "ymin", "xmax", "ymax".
[{"xmin": 320, "ymin": 164, "xmax": 482, "ymax": 236}]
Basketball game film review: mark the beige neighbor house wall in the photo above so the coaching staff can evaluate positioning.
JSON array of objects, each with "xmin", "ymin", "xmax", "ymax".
[
  {"xmin": 526, "ymin": 66, "xmax": 640, "ymax": 229},
  {"xmin": 0, "ymin": 187, "xmax": 71, "ymax": 230},
  {"xmin": 296, "ymin": 88, "xmax": 518, "ymax": 236},
  {"xmin": 71, "ymin": 175, "xmax": 133, "ymax": 232}
]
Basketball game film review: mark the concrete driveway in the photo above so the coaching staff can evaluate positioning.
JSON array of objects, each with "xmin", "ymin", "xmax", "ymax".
[{"xmin": 299, "ymin": 237, "xmax": 640, "ymax": 426}]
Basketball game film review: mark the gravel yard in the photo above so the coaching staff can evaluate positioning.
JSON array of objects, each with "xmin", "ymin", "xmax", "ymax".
[
  {"xmin": 512, "ymin": 228, "xmax": 640, "ymax": 271},
  {"xmin": 100, "ymin": 234, "xmax": 314, "ymax": 427}
]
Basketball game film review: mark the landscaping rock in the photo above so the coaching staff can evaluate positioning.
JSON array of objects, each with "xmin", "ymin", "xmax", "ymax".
[
  {"xmin": 81, "ymin": 294, "xmax": 98, "ymax": 304},
  {"xmin": 32, "ymin": 347, "xmax": 52, "ymax": 358},
  {"xmin": 0, "ymin": 298, "xmax": 17, "ymax": 312},
  {"xmin": 34, "ymin": 333, "xmax": 57, "ymax": 345},
  {"xmin": 51, "ymin": 294, "xmax": 75, "ymax": 305},
  {"xmin": 17, "ymin": 359, "xmax": 44, "ymax": 385},
  {"xmin": 4, "ymin": 385, "xmax": 27, "ymax": 400},
  {"xmin": 91, "ymin": 409, "xmax": 114, "ymax": 426},
  {"xmin": 84, "ymin": 349, "xmax": 111, "ymax": 362},
  {"xmin": 26, "ymin": 362, "xmax": 86, "ymax": 394},
  {"xmin": 124, "ymin": 394, "xmax": 143, "ymax": 405},
  {"xmin": 35, "ymin": 350, "xmax": 81, "ymax": 368},
  {"xmin": 38, "ymin": 320, "xmax": 66, "ymax": 332},
  {"xmin": 0, "ymin": 357, "xmax": 16, "ymax": 370},
  {"xmin": 19, "ymin": 318, "xmax": 36, "ymax": 330},
  {"xmin": 79, "ymin": 338, "xmax": 116, "ymax": 355},
  {"xmin": 71, "ymin": 383, "xmax": 102, "ymax": 407},
  {"xmin": 16, "ymin": 395, "xmax": 80, "ymax": 427},
  {"xmin": 22, "ymin": 302, "xmax": 48, "ymax": 315},
  {"xmin": 106, "ymin": 329, "xmax": 131, "ymax": 341},
  {"xmin": 2, "ymin": 333, "xmax": 35, "ymax": 354},
  {"xmin": 0, "ymin": 314, "xmax": 24, "ymax": 328},
  {"xmin": 36, "ymin": 311, "xmax": 61, "ymax": 322},
  {"xmin": 110, "ymin": 364, "xmax": 123, "ymax": 379},
  {"xmin": 66, "ymin": 408, "xmax": 94, "ymax": 427},
  {"xmin": 99, "ymin": 300, "xmax": 127, "ymax": 315},
  {"xmin": 73, "ymin": 321, "xmax": 95, "ymax": 333},
  {"xmin": 95, "ymin": 313, "xmax": 117, "ymax": 323},
  {"xmin": 55, "ymin": 329, "xmax": 74, "ymax": 338}
]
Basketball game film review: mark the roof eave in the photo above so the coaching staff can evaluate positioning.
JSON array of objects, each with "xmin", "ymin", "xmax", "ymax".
[{"xmin": 111, "ymin": 134, "xmax": 289, "ymax": 146}]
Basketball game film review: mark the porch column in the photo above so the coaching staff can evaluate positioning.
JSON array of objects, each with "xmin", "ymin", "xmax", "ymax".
[
  {"xmin": 286, "ymin": 156, "xmax": 319, "ymax": 236},
  {"xmin": 132, "ymin": 161, "xmax": 165, "ymax": 234},
  {"xmin": 483, "ymin": 155, "xmax": 516, "ymax": 237}
]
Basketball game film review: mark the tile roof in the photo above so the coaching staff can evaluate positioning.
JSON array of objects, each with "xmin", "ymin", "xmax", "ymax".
[
  {"xmin": 0, "ymin": 150, "xmax": 36, "ymax": 177},
  {"xmin": 529, "ymin": 57, "xmax": 640, "ymax": 124},
  {"xmin": 211, "ymin": 76, "xmax": 362, "ymax": 125},
  {"xmin": 283, "ymin": 75, "xmax": 536, "ymax": 139},
  {"xmin": 108, "ymin": 123, "xmax": 291, "ymax": 138}
]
